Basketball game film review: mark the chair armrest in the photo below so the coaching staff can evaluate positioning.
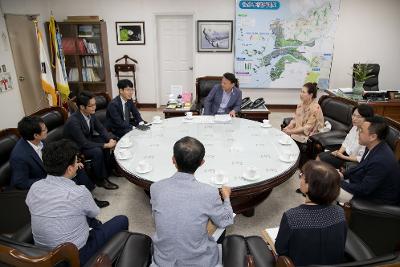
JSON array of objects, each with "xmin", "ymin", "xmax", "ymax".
[
  {"xmin": 222, "ymin": 235, "xmax": 248, "ymax": 267},
  {"xmin": 246, "ymin": 236, "xmax": 276, "ymax": 267},
  {"xmin": 276, "ymin": 256, "xmax": 295, "ymax": 267},
  {"xmin": 281, "ymin": 117, "xmax": 293, "ymax": 129},
  {"xmin": 84, "ymin": 231, "xmax": 152, "ymax": 267},
  {"xmin": 8, "ymin": 223, "xmax": 33, "ymax": 244},
  {"xmin": 349, "ymin": 199, "xmax": 400, "ymax": 217},
  {"xmin": 309, "ymin": 130, "xmax": 348, "ymax": 150},
  {"xmin": 345, "ymin": 229, "xmax": 375, "ymax": 261}
]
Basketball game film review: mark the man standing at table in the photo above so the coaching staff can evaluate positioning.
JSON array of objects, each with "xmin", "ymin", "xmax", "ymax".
[{"xmin": 150, "ymin": 136, "xmax": 234, "ymax": 266}]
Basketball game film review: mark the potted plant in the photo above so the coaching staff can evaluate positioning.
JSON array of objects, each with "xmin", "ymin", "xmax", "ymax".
[{"xmin": 352, "ymin": 63, "xmax": 374, "ymax": 95}]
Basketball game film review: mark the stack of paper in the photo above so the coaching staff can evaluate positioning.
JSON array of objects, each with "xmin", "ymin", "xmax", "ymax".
[
  {"xmin": 262, "ymin": 227, "xmax": 279, "ymax": 254},
  {"xmin": 214, "ymin": 114, "xmax": 232, "ymax": 123}
]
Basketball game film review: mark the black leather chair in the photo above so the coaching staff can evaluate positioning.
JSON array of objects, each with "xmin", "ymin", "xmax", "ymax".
[
  {"xmin": 31, "ymin": 107, "xmax": 68, "ymax": 144},
  {"xmin": 223, "ymin": 231, "xmax": 400, "ymax": 267},
  {"xmin": 384, "ymin": 117, "xmax": 400, "ymax": 162},
  {"xmin": 0, "ymin": 231, "xmax": 152, "ymax": 267},
  {"xmin": 352, "ymin": 64, "xmax": 380, "ymax": 91},
  {"xmin": 307, "ymin": 96, "xmax": 357, "ymax": 159},
  {"xmin": 194, "ymin": 76, "xmax": 222, "ymax": 114},
  {"xmin": 344, "ymin": 199, "xmax": 400, "ymax": 257},
  {"xmin": 94, "ymin": 93, "xmax": 111, "ymax": 126},
  {"xmin": 0, "ymin": 128, "xmax": 31, "ymax": 242}
]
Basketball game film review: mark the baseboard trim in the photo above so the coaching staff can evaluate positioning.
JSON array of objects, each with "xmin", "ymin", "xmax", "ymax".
[
  {"xmin": 268, "ymin": 104, "xmax": 297, "ymax": 109},
  {"xmin": 137, "ymin": 103, "xmax": 157, "ymax": 108}
]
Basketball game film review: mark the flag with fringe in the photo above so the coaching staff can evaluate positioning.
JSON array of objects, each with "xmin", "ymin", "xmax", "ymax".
[
  {"xmin": 34, "ymin": 20, "xmax": 57, "ymax": 106},
  {"xmin": 49, "ymin": 15, "xmax": 70, "ymax": 103}
]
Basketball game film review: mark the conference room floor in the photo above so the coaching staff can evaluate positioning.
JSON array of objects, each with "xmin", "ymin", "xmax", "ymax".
[{"xmin": 95, "ymin": 110, "xmax": 304, "ymax": 237}]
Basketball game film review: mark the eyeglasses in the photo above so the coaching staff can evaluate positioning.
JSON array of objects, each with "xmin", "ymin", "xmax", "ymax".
[
  {"xmin": 352, "ymin": 114, "xmax": 363, "ymax": 118},
  {"xmin": 298, "ymin": 171, "xmax": 304, "ymax": 179}
]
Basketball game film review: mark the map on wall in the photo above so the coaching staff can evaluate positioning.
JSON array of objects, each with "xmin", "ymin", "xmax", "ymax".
[{"xmin": 235, "ymin": 0, "xmax": 341, "ymax": 89}]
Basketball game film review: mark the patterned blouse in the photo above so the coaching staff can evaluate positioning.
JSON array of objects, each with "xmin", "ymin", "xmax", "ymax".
[{"xmin": 288, "ymin": 99, "xmax": 324, "ymax": 143}]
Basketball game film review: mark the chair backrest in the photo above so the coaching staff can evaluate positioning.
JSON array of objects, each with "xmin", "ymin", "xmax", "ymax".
[
  {"xmin": 31, "ymin": 107, "xmax": 68, "ymax": 144},
  {"xmin": 348, "ymin": 199, "xmax": 400, "ymax": 256},
  {"xmin": 385, "ymin": 117, "xmax": 400, "ymax": 162},
  {"xmin": 352, "ymin": 64, "xmax": 380, "ymax": 91},
  {"xmin": 0, "ymin": 129, "xmax": 20, "ymax": 189},
  {"xmin": 0, "ymin": 235, "xmax": 79, "ymax": 267},
  {"xmin": 319, "ymin": 95, "xmax": 356, "ymax": 132},
  {"xmin": 94, "ymin": 93, "xmax": 111, "ymax": 126},
  {"xmin": 195, "ymin": 76, "xmax": 222, "ymax": 106}
]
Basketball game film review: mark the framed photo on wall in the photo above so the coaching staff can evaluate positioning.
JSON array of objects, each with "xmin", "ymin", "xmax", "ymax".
[
  {"xmin": 197, "ymin": 20, "xmax": 233, "ymax": 52},
  {"xmin": 116, "ymin": 21, "xmax": 145, "ymax": 45}
]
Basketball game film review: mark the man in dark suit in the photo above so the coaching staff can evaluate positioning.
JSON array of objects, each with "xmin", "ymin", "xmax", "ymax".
[
  {"xmin": 10, "ymin": 116, "xmax": 109, "ymax": 208},
  {"xmin": 106, "ymin": 79, "xmax": 145, "ymax": 138},
  {"xmin": 64, "ymin": 91, "xmax": 118, "ymax": 190},
  {"xmin": 339, "ymin": 116, "xmax": 400, "ymax": 205},
  {"xmin": 203, "ymin": 73, "xmax": 242, "ymax": 117}
]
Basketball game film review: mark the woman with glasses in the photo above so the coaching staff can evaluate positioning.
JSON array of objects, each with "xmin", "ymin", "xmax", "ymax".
[
  {"xmin": 317, "ymin": 104, "xmax": 374, "ymax": 169},
  {"xmin": 275, "ymin": 160, "xmax": 347, "ymax": 266}
]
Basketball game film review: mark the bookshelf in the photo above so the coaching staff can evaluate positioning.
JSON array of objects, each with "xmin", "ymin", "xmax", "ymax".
[{"xmin": 45, "ymin": 21, "xmax": 112, "ymax": 97}]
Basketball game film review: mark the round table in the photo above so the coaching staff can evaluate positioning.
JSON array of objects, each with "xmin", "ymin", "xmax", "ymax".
[{"xmin": 115, "ymin": 116, "xmax": 300, "ymax": 216}]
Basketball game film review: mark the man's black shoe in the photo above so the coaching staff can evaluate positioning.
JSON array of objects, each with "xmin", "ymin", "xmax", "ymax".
[
  {"xmin": 94, "ymin": 198, "xmax": 110, "ymax": 208},
  {"xmin": 98, "ymin": 179, "xmax": 119, "ymax": 190}
]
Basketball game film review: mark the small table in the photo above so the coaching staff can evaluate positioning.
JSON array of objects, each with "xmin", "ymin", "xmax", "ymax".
[
  {"xmin": 239, "ymin": 105, "xmax": 270, "ymax": 122},
  {"xmin": 164, "ymin": 105, "xmax": 270, "ymax": 122},
  {"xmin": 163, "ymin": 107, "xmax": 199, "ymax": 119},
  {"xmin": 115, "ymin": 117, "xmax": 299, "ymax": 217}
]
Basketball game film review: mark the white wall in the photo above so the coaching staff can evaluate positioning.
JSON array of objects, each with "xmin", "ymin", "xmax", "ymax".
[
  {"xmin": 0, "ymin": 3, "xmax": 25, "ymax": 128},
  {"xmin": 1, "ymin": 0, "xmax": 399, "ymax": 108}
]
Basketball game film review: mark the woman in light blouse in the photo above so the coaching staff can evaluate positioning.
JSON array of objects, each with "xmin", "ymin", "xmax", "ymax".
[
  {"xmin": 282, "ymin": 82, "xmax": 324, "ymax": 143},
  {"xmin": 317, "ymin": 104, "xmax": 374, "ymax": 169}
]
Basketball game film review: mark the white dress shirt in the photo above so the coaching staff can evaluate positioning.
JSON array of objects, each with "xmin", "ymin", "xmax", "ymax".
[
  {"xmin": 342, "ymin": 126, "xmax": 366, "ymax": 162},
  {"xmin": 27, "ymin": 141, "xmax": 44, "ymax": 160}
]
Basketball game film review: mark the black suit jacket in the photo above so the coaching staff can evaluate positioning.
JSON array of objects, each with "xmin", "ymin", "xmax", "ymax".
[
  {"xmin": 341, "ymin": 141, "xmax": 400, "ymax": 205},
  {"xmin": 64, "ymin": 112, "xmax": 114, "ymax": 150},
  {"xmin": 106, "ymin": 96, "xmax": 143, "ymax": 137},
  {"xmin": 10, "ymin": 139, "xmax": 47, "ymax": 189}
]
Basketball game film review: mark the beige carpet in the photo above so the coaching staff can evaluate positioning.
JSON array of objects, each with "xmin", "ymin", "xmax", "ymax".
[{"xmin": 95, "ymin": 111, "xmax": 304, "ymax": 238}]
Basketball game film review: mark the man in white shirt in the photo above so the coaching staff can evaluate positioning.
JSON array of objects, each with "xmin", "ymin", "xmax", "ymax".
[{"xmin": 26, "ymin": 139, "xmax": 128, "ymax": 265}]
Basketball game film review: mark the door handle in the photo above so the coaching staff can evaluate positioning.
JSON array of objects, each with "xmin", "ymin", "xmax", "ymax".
[
  {"xmin": 189, "ymin": 67, "xmax": 193, "ymax": 70},
  {"xmin": 19, "ymin": 76, "xmax": 25, "ymax": 81}
]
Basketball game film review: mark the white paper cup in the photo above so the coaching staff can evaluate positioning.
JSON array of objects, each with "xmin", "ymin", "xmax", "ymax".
[
  {"xmin": 263, "ymin": 119, "xmax": 270, "ymax": 125},
  {"xmin": 138, "ymin": 160, "xmax": 150, "ymax": 171},
  {"xmin": 185, "ymin": 112, "xmax": 193, "ymax": 118},
  {"xmin": 246, "ymin": 167, "xmax": 257, "ymax": 178},
  {"xmin": 153, "ymin": 116, "xmax": 161, "ymax": 122}
]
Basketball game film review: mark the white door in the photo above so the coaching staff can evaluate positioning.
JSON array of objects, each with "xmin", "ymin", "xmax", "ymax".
[{"xmin": 157, "ymin": 15, "xmax": 193, "ymax": 105}]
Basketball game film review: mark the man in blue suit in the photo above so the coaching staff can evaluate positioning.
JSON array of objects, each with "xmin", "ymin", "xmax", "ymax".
[
  {"xmin": 106, "ymin": 79, "xmax": 146, "ymax": 138},
  {"xmin": 64, "ymin": 91, "xmax": 118, "ymax": 190},
  {"xmin": 10, "ymin": 116, "xmax": 109, "ymax": 208},
  {"xmin": 339, "ymin": 116, "xmax": 400, "ymax": 205},
  {"xmin": 203, "ymin": 73, "xmax": 242, "ymax": 117}
]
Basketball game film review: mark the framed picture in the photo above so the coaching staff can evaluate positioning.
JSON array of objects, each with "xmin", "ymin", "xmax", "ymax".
[
  {"xmin": 197, "ymin": 20, "xmax": 233, "ymax": 52},
  {"xmin": 116, "ymin": 21, "xmax": 145, "ymax": 45}
]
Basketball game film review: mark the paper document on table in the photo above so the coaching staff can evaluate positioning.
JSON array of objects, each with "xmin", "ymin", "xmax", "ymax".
[
  {"xmin": 214, "ymin": 114, "xmax": 232, "ymax": 123},
  {"xmin": 262, "ymin": 227, "xmax": 279, "ymax": 254}
]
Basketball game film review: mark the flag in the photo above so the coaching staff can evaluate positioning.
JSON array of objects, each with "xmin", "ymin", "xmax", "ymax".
[
  {"xmin": 49, "ymin": 15, "xmax": 70, "ymax": 103},
  {"xmin": 34, "ymin": 20, "xmax": 57, "ymax": 106}
]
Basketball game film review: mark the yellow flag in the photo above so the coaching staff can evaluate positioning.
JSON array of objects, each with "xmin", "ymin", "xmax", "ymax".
[
  {"xmin": 49, "ymin": 16, "xmax": 70, "ymax": 103},
  {"xmin": 34, "ymin": 21, "xmax": 57, "ymax": 106}
]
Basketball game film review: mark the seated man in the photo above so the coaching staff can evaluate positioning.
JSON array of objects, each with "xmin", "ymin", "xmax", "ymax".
[
  {"xmin": 106, "ymin": 79, "xmax": 146, "ymax": 138},
  {"xmin": 64, "ymin": 91, "xmax": 118, "ymax": 190},
  {"xmin": 339, "ymin": 116, "xmax": 400, "ymax": 205},
  {"xmin": 10, "ymin": 116, "xmax": 108, "ymax": 208},
  {"xmin": 150, "ymin": 136, "xmax": 234, "ymax": 267},
  {"xmin": 26, "ymin": 139, "xmax": 128, "ymax": 265}
]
